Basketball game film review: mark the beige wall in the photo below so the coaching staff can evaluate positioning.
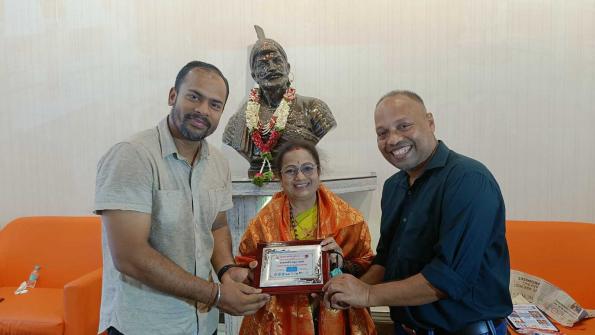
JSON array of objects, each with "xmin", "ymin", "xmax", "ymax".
[{"xmin": 1, "ymin": 1, "xmax": 594, "ymax": 246}]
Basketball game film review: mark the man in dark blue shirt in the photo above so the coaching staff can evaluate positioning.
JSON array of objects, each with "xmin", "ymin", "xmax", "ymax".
[{"xmin": 323, "ymin": 91, "xmax": 512, "ymax": 335}]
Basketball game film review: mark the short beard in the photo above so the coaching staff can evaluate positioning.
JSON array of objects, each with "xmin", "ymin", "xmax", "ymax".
[
  {"xmin": 180, "ymin": 123, "xmax": 206, "ymax": 141},
  {"xmin": 171, "ymin": 106, "xmax": 211, "ymax": 141}
]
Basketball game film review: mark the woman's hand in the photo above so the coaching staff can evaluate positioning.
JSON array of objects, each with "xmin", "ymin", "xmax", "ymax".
[{"xmin": 321, "ymin": 237, "xmax": 343, "ymax": 268}]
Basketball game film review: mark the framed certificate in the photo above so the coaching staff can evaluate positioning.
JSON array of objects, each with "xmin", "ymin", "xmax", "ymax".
[{"xmin": 254, "ymin": 239, "xmax": 330, "ymax": 294}]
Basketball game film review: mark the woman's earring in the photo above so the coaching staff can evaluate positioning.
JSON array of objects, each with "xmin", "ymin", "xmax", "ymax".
[{"xmin": 288, "ymin": 72, "xmax": 295, "ymax": 83}]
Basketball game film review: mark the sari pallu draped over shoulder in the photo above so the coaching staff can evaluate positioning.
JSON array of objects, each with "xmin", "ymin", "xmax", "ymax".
[{"xmin": 237, "ymin": 184, "xmax": 377, "ymax": 335}]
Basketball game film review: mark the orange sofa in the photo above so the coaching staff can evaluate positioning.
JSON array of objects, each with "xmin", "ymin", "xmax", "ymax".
[
  {"xmin": 506, "ymin": 220, "xmax": 595, "ymax": 334},
  {"xmin": 0, "ymin": 216, "xmax": 102, "ymax": 335}
]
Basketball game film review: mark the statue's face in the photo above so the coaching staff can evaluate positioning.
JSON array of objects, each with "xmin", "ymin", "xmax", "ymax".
[{"xmin": 251, "ymin": 44, "xmax": 290, "ymax": 90}]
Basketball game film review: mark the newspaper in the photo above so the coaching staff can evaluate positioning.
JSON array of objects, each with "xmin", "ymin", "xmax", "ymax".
[
  {"xmin": 507, "ymin": 304, "xmax": 559, "ymax": 332},
  {"xmin": 510, "ymin": 270, "xmax": 595, "ymax": 327}
]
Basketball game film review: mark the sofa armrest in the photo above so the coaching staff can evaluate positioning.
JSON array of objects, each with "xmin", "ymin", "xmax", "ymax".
[{"xmin": 63, "ymin": 268, "xmax": 102, "ymax": 335}]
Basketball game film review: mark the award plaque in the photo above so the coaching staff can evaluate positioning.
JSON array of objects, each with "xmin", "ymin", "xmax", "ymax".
[{"xmin": 254, "ymin": 239, "xmax": 330, "ymax": 294}]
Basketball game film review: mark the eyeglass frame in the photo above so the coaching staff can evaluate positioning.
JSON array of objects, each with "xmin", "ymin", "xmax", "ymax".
[{"xmin": 279, "ymin": 162, "xmax": 319, "ymax": 179}]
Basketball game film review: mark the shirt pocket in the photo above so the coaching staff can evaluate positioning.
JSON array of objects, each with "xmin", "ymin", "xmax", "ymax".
[{"xmin": 201, "ymin": 186, "xmax": 226, "ymax": 229}]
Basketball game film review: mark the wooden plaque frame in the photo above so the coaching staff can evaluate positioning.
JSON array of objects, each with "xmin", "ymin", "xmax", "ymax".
[{"xmin": 254, "ymin": 239, "xmax": 330, "ymax": 294}]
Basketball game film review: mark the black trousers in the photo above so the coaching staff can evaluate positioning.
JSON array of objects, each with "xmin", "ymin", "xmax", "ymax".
[
  {"xmin": 394, "ymin": 319, "xmax": 506, "ymax": 335},
  {"xmin": 107, "ymin": 327, "xmax": 124, "ymax": 335}
]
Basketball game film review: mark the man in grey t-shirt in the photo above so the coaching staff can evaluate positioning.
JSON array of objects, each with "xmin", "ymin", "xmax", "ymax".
[{"xmin": 95, "ymin": 61, "xmax": 270, "ymax": 335}]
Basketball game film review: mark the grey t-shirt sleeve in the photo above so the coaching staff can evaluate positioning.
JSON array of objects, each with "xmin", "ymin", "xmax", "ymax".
[{"xmin": 94, "ymin": 142, "xmax": 153, "ymax": 214}]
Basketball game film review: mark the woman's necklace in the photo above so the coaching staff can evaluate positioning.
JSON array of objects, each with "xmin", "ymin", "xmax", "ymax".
[
  {"xmin": 289, "ymin": 203, "xmax": 318, "ymax": 240},
  {"xmin": 289, "ymin": 205, "xmax": 300, "ymax": 239}
]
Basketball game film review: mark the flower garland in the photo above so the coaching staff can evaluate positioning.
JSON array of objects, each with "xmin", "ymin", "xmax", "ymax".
[{"xmin": 245, "ymin": 86, "xmax": 296, "ymax": 186}]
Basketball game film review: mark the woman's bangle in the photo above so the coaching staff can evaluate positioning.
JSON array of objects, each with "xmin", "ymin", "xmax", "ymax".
[{"xmin": 329, "ymin": 250, "xmax": 344, "ymax": 268}]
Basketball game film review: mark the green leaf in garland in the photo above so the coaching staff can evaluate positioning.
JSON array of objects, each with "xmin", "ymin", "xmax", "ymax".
[
  {"xmin": 252, "ymin": 174, "xmax": 265, "ymax": 187},
  {"xmin": 262, "ymin": 171, "xmax": 274, "ymax": 181},
  {"xmin": 261, "ymin": 152, "xmax": 273, "ymax": 161}
]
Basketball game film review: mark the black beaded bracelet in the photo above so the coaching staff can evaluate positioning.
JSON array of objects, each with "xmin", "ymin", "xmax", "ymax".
[
  {"xmin": 217, "ymin": 263, "xmax": 250, "ymax": 281},
  {"xmin": 217, "ymin": 264, "xmax": 236, "ymax": 281}
]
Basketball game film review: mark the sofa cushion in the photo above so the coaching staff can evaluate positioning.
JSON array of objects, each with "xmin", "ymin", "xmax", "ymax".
[
  {"xmin": 0, "ymin": 216, "xmax": 102, "ymax": 288},
  {"xmin": 0, "ymin": 287, "xmax": 64, "ymax": 335},
  {"xmin": 507, "ymin": 221, "xmax": 595, "ymax": 307},
  {"xmin": 507, "ymin": 221, "xmax": 595, "ymax": 334}
]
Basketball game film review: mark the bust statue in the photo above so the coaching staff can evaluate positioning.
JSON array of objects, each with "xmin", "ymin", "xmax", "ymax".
[{"xmin": 223, "ymin": 26, "xmax": 336, "ymax": 182}]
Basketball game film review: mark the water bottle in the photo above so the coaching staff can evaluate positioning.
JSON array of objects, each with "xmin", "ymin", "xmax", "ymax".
[{"xmin": 26, "ymin": 265, "xmax": 41, "ymax": 289}]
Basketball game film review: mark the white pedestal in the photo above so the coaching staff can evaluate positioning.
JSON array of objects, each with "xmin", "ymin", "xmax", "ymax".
[{"xmin": 223, "ymin": 172, "xmax": 377, "ymax": 335}]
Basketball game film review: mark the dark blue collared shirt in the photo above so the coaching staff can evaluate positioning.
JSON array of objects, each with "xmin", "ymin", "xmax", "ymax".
[{"xmin": 374, "ymin": 141, "xmax": 512, "ymax": 332}]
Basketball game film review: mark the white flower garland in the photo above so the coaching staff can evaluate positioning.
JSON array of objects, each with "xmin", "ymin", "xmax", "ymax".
[{"xmin": 245, "ymin": 87, "xmax": 293, "ymax": 134}]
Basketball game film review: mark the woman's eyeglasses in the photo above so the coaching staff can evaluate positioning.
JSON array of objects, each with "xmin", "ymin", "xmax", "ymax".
[{"xmin": 281, "ymin": 163, "xmax": 317, "ymax": 178}]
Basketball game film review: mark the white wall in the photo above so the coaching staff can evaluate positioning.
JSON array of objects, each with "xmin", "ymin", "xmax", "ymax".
[{"xmin": 1, "ymin": 1, "xmax": 594, "ymax": 246}]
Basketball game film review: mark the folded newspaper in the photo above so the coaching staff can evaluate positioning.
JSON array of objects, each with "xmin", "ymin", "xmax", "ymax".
[
  {"xmin": 507, "ymin": 303, "xmax": 559, "ymax": 333},
  {"xmin": 510, "ymin": 270, "xmax": 595, "ymax": 327}
]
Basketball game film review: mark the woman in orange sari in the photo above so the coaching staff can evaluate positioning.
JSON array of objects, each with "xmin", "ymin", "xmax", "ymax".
[{"xmin": 237, "ymin": 140, "xmax": 377, "ymax": 335}]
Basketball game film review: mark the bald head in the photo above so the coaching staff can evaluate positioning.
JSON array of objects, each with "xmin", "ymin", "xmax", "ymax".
[
  {"xmin": 375, "ymin": 92, "xmax": 428, "ymax": 120},
  {"xmin": 374, "ymin": 90, "xmax": 437, "ymax": 178},
  {"xmin": 376, "ymin": 90, "xmax": 425, "ymax": 109}
]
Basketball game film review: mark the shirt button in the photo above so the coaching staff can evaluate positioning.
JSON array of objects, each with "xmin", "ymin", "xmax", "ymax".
[{"xmin": 402, "ymin": 218, "xmax": 408, "ymax": 223}]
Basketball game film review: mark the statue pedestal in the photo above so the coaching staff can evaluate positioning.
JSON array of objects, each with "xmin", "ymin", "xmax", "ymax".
[{"xmin": 223, "ymin": 172, "xmax": 377, "ymax": 335}]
